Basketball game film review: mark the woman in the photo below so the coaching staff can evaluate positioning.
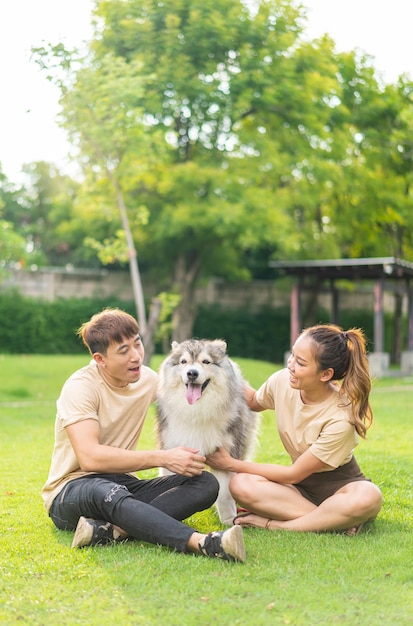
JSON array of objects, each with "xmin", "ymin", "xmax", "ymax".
[{"xmin": 206, "ymin": 324, "xmax": 382, "ymax": 534}]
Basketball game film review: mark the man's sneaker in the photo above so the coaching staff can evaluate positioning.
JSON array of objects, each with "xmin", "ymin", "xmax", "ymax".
[
  {"xmin": 71, "ymin": 516, "xmax": 120, "ymax": 548},
  {"xmin": 199, "ymin": 525, "xmax": 246, "ymax": 562}
]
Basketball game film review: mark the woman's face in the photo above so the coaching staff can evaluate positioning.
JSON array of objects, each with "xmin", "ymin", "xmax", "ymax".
[{"xmin": 287, "ymin": 333, "xmax": 328, "ymax": 393}]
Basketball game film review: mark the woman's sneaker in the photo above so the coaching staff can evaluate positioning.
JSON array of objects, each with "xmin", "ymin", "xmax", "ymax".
[
  {"xmin": 199, "ymin": 525, "xmax": 246, "ymax": 562},
  {"xmin": 71, "ymin": 516, "xmax": 120, "ymax": 548}
]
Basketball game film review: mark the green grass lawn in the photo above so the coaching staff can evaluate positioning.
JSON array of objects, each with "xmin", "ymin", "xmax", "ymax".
[{"xmin": 0, "ymin": 354, "xmax": 412, "ymax": 625}]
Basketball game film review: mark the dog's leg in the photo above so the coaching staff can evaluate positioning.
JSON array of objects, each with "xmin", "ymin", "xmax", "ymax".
[{"xmin": 211, "ymin": 469, "xmax": 237, "ymax": 526}]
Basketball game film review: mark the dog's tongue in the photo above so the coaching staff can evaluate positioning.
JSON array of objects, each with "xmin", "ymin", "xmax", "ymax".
[{"xmin": 186, "ymin": 383, "xmax": 202, "ymax": 405}]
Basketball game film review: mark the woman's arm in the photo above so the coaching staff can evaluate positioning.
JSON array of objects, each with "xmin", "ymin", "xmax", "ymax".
[
  {"xmin": 206, "ymin": 446, "xmax": 328, "ymax": 484},
  {"xmin": 244, "ymin": 384, "xmax": 265, "ymax": 412}
]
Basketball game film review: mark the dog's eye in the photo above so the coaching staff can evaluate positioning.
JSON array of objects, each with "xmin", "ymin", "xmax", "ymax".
[
  {"xmin": 202, "ymin": 359, "xmax": 211, "ymax": 365},
  {"xmin": 180, "ymin": 359, "xmax": 187, "ymax": 364}
]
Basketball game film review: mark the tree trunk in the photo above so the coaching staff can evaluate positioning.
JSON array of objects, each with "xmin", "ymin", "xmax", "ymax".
[
  {"xmin": 110, "ymin": 175, "xmax": 158, "ymax": 365},
  {"xmin": 172, "ymin": 293, "xmax": 198, "ymax": 342},
  {"xmin": 113, "ymin": 180, "xmax": 147, "ymax": 333},
  {"xmin": 171, "ymin": 253, "xmax": 201, "ymax": 342},
  {"xmin": 144, "ymin": 297, "xmax": 162, "ymax": 365}
]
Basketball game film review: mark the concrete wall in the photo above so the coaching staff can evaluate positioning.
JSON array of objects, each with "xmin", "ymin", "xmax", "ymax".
[
  {"xmin": 1, "ymin": 266, "xmax": 397, "ymax": 313},
  {"xmin": 2, "ymin": 267, "xmax": 137, "ymax": 302}
]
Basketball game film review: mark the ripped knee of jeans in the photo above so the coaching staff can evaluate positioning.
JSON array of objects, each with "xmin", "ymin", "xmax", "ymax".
[{"xmin": 104, "ymin": 483, "xmax": 128, "ymax": 503}]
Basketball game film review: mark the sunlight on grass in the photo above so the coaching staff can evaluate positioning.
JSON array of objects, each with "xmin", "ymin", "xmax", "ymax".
[{"xmin": 0, "ymin": 355, "xmax": 412, "ymax": 625}]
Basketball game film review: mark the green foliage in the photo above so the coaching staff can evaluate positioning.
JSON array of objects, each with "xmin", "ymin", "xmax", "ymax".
[
  {"xmin": 1, "ymin": 0, "xmax": 409, "ymax": 280},
  {"xmin": 0, "ymin": 166, "xmax": 28, "ymax": 266},
  {"xmin": 1, "ymin": 0, "xmax": 412, "ymax": 346},
  {"xmin": 0, "ymin": 290, "xmax": 136, "ymax": 354},
  {"xmin": 25, "ymin": 2, "xmax": 355, "ymax": 335},
  {"xmin": 0, "ymin": 355, "xmax": 412, "ymax": 625},
  {"xmin": 0, "ymin": 221, "xmax": 26, "ymax": 266},
  {"xmin": 4, "ymin": 162, "xmax": 82, "ymax": 267},
  {"xmin": 0, "ymin": 289, "xmax": 402, "ymax": 359},
  {"xmin": 0, "ymin": 0, "xmax": 405, "ymax": 353},
  {"xmin": 84, "ymin": 230, "xmax": 130, "ymax": 265},
  {"xmin": 194, "ymin": 304, "xmax": 291, "ymax": 362},
  {"xmin": 154, "ymin": 291, "xmax": 182, "ymax": 346}
]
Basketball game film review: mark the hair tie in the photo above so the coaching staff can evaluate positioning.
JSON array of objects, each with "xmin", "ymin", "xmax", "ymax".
[{"xmin": 342, "ymin": 331, "xmax": 348, "ymax": 341}]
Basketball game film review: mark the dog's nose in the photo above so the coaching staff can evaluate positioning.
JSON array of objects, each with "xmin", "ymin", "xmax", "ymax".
[{"xmin": 186, "ymin": 369, "xmax": 199, "ymax": 382}]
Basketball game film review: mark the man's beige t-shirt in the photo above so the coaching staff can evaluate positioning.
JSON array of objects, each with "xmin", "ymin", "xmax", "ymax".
[
  {"xmin": 42, "ymin": 360, "xmax": 158, "ymax": 512},
  {"xmin": 256, "ymin": 368, "xmax": 358, "ymax": 470}
]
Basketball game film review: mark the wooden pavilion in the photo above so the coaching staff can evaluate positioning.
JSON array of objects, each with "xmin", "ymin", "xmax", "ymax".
[{"xmin": 269, "ymin": 257, "xmax": 413, "ymax": 376}]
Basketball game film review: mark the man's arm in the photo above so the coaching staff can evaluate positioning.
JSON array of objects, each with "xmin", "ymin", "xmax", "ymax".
[{"xmin": 66, "ymin": 419, "xmax": 206, "ymax": 476}]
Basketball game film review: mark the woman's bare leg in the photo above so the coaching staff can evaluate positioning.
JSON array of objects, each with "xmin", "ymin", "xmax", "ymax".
[
  {"xmin": 231, "ymin": 473, "xmax": 316, "ymax": 521},
  {"xmin": 231, "ymin": 473, "xmax": 382, "ymax": 533}
]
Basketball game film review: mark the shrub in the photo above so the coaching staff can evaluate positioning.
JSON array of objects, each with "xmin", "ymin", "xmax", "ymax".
[
  {"xmin": 0, "ymin": 290, "xmax": 136, "ymax": 354},
  {"xmin": 0, "ymin": 289, "xmax": 399, "ymax": 361}
]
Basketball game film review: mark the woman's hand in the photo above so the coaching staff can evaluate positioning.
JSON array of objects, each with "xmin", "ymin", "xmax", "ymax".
[
  {"xmin": 207, "ymin": 446, "xmax": 328, "ymax": 484},
  {"xmin": 206, "ymin": 447, "xmax": 235, "ymax": 471}
]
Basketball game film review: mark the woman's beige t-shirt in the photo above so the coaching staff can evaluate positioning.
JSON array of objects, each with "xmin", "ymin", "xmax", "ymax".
[
  {"xmin": 42, "ymin": 360, "xmax": 158, "ymax": 512},
  {"xmin": 256, "ymin": 368, "xmax": 358, "ymax": 470}
]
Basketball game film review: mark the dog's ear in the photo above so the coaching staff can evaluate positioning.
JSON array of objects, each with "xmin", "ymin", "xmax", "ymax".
[
  {"xmin": 213, "ymin": 339, "xmax": 227, "ymax": 353},
  {"xmin": 171, "ymin": 341, "xmax": 179, "ymax": 351}
]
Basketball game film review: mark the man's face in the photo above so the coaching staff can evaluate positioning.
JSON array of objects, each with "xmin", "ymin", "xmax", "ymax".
[{"xmin": 94, "ymin": 334, "xmax": 144, "ymax": 387}]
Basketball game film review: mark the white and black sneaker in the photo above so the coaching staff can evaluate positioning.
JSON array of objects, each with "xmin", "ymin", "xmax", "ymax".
[
  {"xmin": 71, "ymin": 516, "xmax": 120, "ymax": 548},
  {"xmin": 199, "ymin": 525, "xmax": 246, "ymax": 562}
]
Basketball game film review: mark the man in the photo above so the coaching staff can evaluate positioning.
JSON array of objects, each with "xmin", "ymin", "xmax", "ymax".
[{"xmin": 42, "ymin": 308, "xmax": 245, "ymax": 562}]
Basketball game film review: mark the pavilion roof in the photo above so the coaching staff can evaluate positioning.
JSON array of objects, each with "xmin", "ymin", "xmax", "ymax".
[{"xmin": 269, "ymin": 257, "xmax": 413, "ymax": 281}]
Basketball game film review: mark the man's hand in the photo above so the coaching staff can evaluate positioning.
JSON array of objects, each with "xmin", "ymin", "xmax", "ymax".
[{"xmin": 162, "ymin": 447, "xmax": 206, "ymax": 476}]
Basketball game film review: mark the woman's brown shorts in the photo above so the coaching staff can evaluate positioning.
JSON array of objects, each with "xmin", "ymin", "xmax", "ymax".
[{"xmin": 294, "ymin": 456, "xmax": 369, "ymax": 506}]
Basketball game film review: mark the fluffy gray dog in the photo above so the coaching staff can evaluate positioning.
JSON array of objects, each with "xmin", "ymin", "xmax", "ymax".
[{"xmin": 156, "ymin": 338, "xmax": 260, "ymax": 525}]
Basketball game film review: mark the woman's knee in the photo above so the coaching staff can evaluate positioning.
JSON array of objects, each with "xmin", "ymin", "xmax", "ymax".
[
  {"xmin": 229, "ymin": 473, "xmax": 256, "ymax": 500},
  {"xmin": 345, "ymin": 481, "xmax": 383, "ymax": 519},
  {"xmin": 366, "ymin": 483, "xmax": 383, "ymax": 517}
]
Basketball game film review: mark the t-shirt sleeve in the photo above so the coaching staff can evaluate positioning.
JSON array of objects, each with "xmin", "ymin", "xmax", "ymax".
[
  {"xmin": 57, "ymin": 378, "xmax": 100, "ymax": 428},
  {"xmin": 256, "ymin": 369, "xmax": 284, "ymax": 410},
  {"xmin": 309, "ymin": 419, "xmax": 357, "ymax": 468}
]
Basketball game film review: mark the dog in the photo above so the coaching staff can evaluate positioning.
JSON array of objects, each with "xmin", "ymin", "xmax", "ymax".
[{"xmin": 156, "ymin": 338, "xmax": 260, "ymax": 525}]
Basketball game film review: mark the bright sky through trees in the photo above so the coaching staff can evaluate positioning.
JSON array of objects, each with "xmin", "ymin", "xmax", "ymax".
[{"xmin": 1, "ymin": 0, "xmax": 412, "ymax": 182}]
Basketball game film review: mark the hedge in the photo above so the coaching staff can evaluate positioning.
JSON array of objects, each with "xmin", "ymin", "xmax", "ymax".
[
  {"xmin": 0, "ymin": 289, "xmax": 400, "ymax": 363},
  {"xmin": 193, "ymin": 304, "xmax": 385, "ymax": 363},
  {"xmin": 0, "ymin": 290, "xmax": 137, "ymax": 354}
]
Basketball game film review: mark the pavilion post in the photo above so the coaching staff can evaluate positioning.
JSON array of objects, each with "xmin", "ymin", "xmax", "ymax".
[
  {"xmin": 407, "ymin": 284, "xmax": 413, "ymax": 351},
  {"xmin": 401, "ymin": 283, "xmax": 413, "ymax": 373},
  {"xmin": 290, "ymin": 281, "xmax": 300, "ymax": 347},
  {"xmin": 331, "ymin": 281, "xmax": 339, "ymax": 325},
  {"xmin": 369, "ymin": 279, "xmax": 390, "ymax": 376},
  {"xmin": 284, "ymin": 281, "xmax": 301, "ymax": 366},
  {"xmin": 373, "ymin": 279, "xmax": 384, "ymax": 352}
]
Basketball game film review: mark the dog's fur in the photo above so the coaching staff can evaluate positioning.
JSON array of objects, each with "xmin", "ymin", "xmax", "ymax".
[{"xmin": 156, "ymin": 338, "xmax": 260, "ymax": 525}]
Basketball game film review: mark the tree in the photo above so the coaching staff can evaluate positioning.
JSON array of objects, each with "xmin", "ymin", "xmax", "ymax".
[
  {"xmin": 33, "ymin": 0, "xmax": 413, "ymax": 348},
  {"xmin": 343, "ymin": 74, "xmax": 413, "ymax": 362},
  {"xmin": 21, "ymin": 162, "xmax": 81, "ymax": 266},
  {"xmin": 0, "ymin": 167, "xmax": 30, "ymax": 270},
  {"xmin": 0, "ymin": 161, "xmax": 85, "ymax": 268},
  {"xmin": 88, "ymin": 0, "xmax": 352, "ymax": 339},
  {"xmin": 33, "ymin": 47, "xmax": 164, "ymax": 357}
]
